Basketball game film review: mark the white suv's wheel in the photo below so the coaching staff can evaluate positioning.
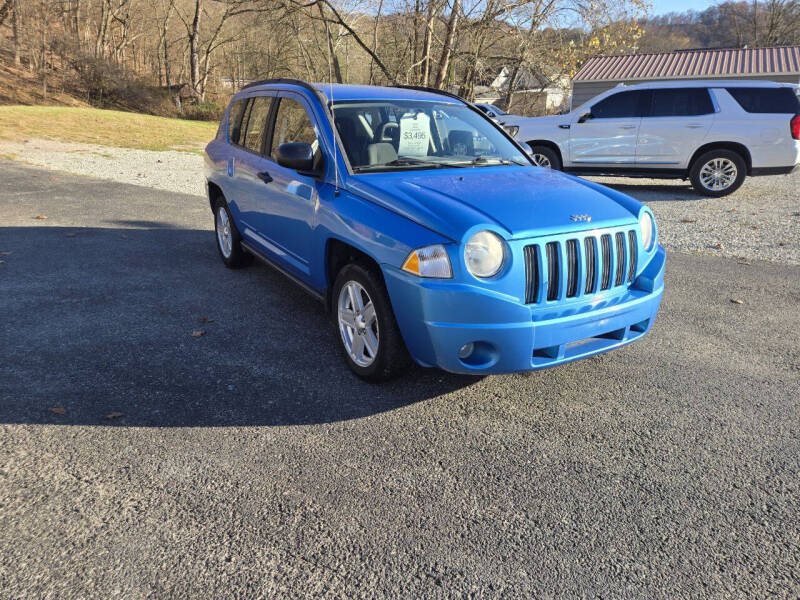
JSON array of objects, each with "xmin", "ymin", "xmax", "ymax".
[
  {"xmin": 689, "ymin": 150, "xmax": 746, "ymax": 197},
  {"xmin": 528, "ymin": 145, "xmax": 562, "ymax": 170}
]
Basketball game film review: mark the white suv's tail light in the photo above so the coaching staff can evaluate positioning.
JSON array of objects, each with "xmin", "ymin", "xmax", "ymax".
[{"xmin": 791, "ymin": 115, "xmax": 800, "ymax": 140}]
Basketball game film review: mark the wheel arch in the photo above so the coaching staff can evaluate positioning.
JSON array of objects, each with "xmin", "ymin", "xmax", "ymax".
[
  {"xmin": 689, "ymin": 142, "xmax": 752, "ymax": 175},
  {"xmin": 324, "ymin": 238, "xmax": 385, "ymax": 312},
  {"xmin": 207, "ymin": 180, "xmax": 224, "ymax": 211}
]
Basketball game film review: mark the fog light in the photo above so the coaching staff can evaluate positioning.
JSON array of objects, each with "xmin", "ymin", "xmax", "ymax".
[{"xmin": 458, "ymin": 342, "xmax": 475, "ymax": 359}]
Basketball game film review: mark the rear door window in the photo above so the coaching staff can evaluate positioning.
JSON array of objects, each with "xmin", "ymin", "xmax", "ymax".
[
  {"xmin": 242, "ymin": 96, "xmax": 273, "ymax": 154},
  {"xmin": 591, "ymin": 91, "xmax": 645, "ymax": 119},
  {"xmin": 726, "ymin": 87, "xmax": 800, "ymax": 114},
  {"xmin": 228, "ymin": 99, "xmax": 248, "ymax": 145},
  {"xmin": 648, "ymin": 88, "xmax": 714, "ymax": 117}
]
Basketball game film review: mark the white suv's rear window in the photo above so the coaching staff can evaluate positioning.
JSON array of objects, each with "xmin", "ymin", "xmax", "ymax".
[{"xmin": 726, "ymin": 87, "xmax": 800, "ymax": 114}]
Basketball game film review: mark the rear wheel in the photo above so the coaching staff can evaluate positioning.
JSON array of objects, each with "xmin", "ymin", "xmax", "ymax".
[
  {"xmin": 213, "ymin": 199, "xmax": 251, "ymax": 268},
  {"xmin": 528, "ymin": 144, "xmax": 562, "ymax": 170},
  {"xmin": 689, "ymin": 150, "xmax": 746, "ymax": 197},
  {"xmin": 332, "ymin": 263, "xmax": 412, "ymax": 381}
]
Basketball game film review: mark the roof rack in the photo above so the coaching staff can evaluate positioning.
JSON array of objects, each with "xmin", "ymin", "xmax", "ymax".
[
  {"xmin": 393, "ymin": 85, "xmax": 467, "ymax": 103},
  {"xmin": 240, "ymin": 77, "xmax": 321, "ymax": 95}
]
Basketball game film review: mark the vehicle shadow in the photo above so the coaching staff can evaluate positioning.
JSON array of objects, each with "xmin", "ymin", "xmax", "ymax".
[
  {"xmin": 0, "ymin": 226, "xmax": 481, "ymax": 427},
  {"xmin": 585, "ymin": 178, "xmax": 706, "ymax": 201}
]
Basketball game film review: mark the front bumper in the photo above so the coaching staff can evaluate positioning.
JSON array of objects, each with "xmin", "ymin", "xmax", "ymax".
[{"xmin": 383, "ymin": 245, "xmax": 665, "ymax": 375}]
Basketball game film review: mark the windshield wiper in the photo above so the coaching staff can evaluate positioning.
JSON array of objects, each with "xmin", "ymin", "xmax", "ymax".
[
  {"xmin": 442, "ymin": 156, "xmax": 521, "ymax": 167},
  {"xmin": 353, "ymin": 156, "xmax": 449, "ymax": 172}
]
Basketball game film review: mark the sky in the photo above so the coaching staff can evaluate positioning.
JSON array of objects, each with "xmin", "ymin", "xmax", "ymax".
[{"xmin": 648, "ymin": 0, "xmax": 716, "ymax": 17}]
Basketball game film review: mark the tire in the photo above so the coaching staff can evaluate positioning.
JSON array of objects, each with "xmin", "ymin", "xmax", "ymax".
[
  {"xmin": 528, "ymin": 144, "xmax": 562, "ymax": 170},
  {"xmin": 213, "ymin": 198, "xmax": 251, "ymax": 268},
  {"xmin": 332, "ymin": 262, "xmax": 412, "ymax": 381},
  {"xmin": 689, "ymin": 149, "xmax": 746, "ymax": 197}
]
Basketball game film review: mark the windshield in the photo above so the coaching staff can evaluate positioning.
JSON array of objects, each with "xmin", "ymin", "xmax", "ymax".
[{"xmin": 331, "ymin": 100, "xmax": 528, "ymax": 172}]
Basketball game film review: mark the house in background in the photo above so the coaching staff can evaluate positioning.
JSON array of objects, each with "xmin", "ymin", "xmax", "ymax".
[
  {"xmin": 571, "ymin": 45, "xmax": 800, "ymax": 109},
  {"xmin": 474, "ymin": 66, "xmax": 570, "ymax": 115}
]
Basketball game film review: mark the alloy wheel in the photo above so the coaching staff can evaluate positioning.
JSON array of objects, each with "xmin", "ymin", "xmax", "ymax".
[
  {"xmin": 216, "ymin": 206, "xmax": 233, "ymax": 258},
  {"xmin": 699, "ymin": 158, "xmax": 737, "ymax": 191},
  {"xmin": 337, "ymin": 281, "xmax": 379, "ymax": 367},
  {"xmin": 531, "ymin": 153, "xmax": 552, "ymax": 168}
]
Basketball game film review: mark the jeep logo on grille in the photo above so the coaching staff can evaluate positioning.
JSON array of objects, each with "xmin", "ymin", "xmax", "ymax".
[{"xmin": 570, "ymin": 214, "xmax": 592, "ymax": 222}]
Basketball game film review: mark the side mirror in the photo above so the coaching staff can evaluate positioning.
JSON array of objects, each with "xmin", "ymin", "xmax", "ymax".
[
  {"xmin": 518, "ymin": 142, "xmax": 533, "ymax": 155},
  {"xmin": 577, "ymin": 112, "xmax": 593, "ymax": 124},
  {"xmin": 276, "ymin": 142, "xmax": 316, "ymax": 173}
]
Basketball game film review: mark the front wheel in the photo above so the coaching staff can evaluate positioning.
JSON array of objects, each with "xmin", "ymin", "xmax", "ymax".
[
  {"xmin": 332, "ymin": 263, "xmax": 412, "ymax": 381},
  {"xmin": 528, "ymin": 145, "xmax": 562, "ymax": 170},
  {"xmin": 689, "ymin": 150, "xmax": 746, "ymax": 197}
]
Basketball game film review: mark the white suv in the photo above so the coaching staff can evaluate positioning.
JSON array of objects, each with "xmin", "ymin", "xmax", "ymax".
[{"xmin": 502, "ymin": 80, "xmax": 800, "ymax": 197}]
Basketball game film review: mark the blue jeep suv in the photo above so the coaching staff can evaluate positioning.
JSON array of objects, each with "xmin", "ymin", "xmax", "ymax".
[{"xmin": 205, "ymin": 79, "xmax": 665, "ymax": 380}]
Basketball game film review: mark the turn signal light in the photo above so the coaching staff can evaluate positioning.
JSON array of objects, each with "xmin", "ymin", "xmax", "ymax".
[{"xmin": 402, "ymin": 244, "xmax": 452, "ymax": 278}]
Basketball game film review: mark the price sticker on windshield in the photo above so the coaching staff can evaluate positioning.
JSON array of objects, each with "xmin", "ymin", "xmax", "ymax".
[{"xmin": 398, "ymin": 112, "xmax": 431, "ymax": 157}]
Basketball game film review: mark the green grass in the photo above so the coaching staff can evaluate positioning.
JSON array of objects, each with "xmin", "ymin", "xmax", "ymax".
[{"xmin": 0, "ymin": 106, "xmax": 218, "ymax": 152}]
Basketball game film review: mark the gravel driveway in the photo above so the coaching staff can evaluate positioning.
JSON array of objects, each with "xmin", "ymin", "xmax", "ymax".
[
  {"xmin": 1, "ymin": 162, "xmax": 799, "ymax": 598},
  {"xmin": 3, "ymin": 138, "xmax": 798, "ymax": 265}
]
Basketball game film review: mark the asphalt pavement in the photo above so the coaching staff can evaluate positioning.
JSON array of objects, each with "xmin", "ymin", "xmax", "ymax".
[{"xmin": 1, "ymin": 162, "xmax": 798, "ymax": 598}]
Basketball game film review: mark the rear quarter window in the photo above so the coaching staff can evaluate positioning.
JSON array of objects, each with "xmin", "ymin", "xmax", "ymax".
[
  {"xmin": 726, "ymin": 87, "xmax": 800, "ymax": 114},
  {"xmin": 227, "ymin": 99, "xmax": 248, "ymax": 144}
]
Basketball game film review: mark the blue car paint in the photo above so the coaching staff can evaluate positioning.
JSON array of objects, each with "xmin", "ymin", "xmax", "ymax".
[{"xmin": 205, "ymin": 81, "xmax": 665, "ymax": 375}]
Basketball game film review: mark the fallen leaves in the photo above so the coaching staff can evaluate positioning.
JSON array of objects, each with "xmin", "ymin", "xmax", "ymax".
[
  {"xmin": 103, "ymin": 412, "xmax": 124, "ymax": 420},
  {"xmin": 730, "ymin": 299, "xmax": 744, "ymax": 305},
  {"xmin": 191, "ymin": 330, "xmax": 207, "ymax": 338},
  {"xmin": 50, "ymin": 407, "xmax": 67, "ymax": 415},
  {"xmin": 680, "ymin": 218, "xmax": 697, "ymax": 224},
  {"xmin": 714, "ymin": 242, "xmax": 724, "ymax": 250},
  {"xmin": 34, "ymin": 214, "xmax": 48, "ymax": 220}
]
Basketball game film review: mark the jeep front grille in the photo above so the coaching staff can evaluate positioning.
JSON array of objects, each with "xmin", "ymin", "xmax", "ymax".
[{"xmin": 524, "ymin": 228, "xmax": 638, "ymax": 304}]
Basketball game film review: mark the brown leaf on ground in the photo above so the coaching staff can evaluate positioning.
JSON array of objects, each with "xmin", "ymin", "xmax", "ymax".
[
  {"xmin": 680, "ymin": 218, "xmax": 697, "ymax": 223},
  {"xmin": 730, "ymin": 299, "xmax": 744, "ymax": 305},
  {"xmin": 103, "ymin": 412, "xmax": 124, "ymax": 420},
  {"xmin": 751, "ymin": 225, "xmax": 759, "ymax": 230},
  {"xmin": 714, "ymin": 242, "xmax": 724, "ymax": 249},
  {"xmin": 50, "ymin": 407, "xmax": 67, "ymax": 415},
  {"xmin": 730, "ymin": 208, "xmax": 738, "ymax": 212},
  {"xmin": 191, "ymin": 330, "xmax": 207, "ymax": 337},
  {"xmin": 198, "ymin": 316, "xmax": 214, "ymax": 323},
  {"xmin": 34, "ymin": 214, "xmax": 48, "ymax": 220}
]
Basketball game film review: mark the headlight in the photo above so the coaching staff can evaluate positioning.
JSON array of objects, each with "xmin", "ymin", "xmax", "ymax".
[
  {"xmin": 402, "ymin": 244, "xmax": 452, "ymax": 278},
  {"xmin": 464, "ymin": 231, "xmax": 505, "ymax": 278},
  {"xmin": 503, "ymin": 125, "xmax": 519, "ymax": 138},
  {"xmin": 639, "ymin": 211, "xmax": 655, "ymax": 251}
]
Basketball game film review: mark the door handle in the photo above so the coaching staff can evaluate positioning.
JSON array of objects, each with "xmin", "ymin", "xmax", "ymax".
[
  {"xmin": 257, "ymin": 171, "xmax": 273, "ymax": 183},
  {"xmin": 686, "ymin": 124, "xmax": 704, "ymax": 128},
  {"xmin": 558, "ymin": 124, "xmax": 571, "ymax": 129},
  {"xmin": 619, "ymin": 125, "xmax": 637, "ymax": 130}
]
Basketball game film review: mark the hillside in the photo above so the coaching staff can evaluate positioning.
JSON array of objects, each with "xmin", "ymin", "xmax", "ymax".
[
  {"xmin": 0, "ymin": 106, "xmax": 217, "ymax": 152},
  {"xmin": 0, "ymin": 47, "xmax": 90, "ymax": 107}
]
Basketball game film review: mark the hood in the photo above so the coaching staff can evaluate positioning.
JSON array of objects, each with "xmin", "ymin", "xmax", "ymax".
[{"xmin": 347, "ymin": 166, "xmax": 640, "ymax": 241}]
